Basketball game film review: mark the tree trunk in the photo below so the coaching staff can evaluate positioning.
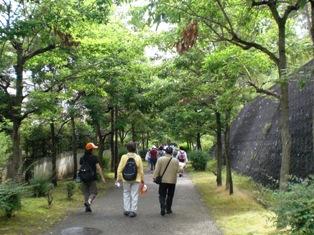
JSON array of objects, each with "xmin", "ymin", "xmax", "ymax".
[
  {"xmin": 224, "ymin": 123, "xmax": 233, "ymax": 195},
  {"xmin": 95, "ymin": 121, "xmax": 105, "ymax": 166},
  {"xmin": 71, "ymin": 116, "xmax": 78, "ymax": 180},
  {"xmin": 215, "ymin": 112, "xmax": 223, "ymax": 187},
  {"xmin": 114, "ymin": 106, "xmax": 119, "ymax": 179},
  {"xmin": 50, "ymin": 122, "xmax": 57, "ymax": 186},
  {"xmin": 7, "ymin": 120, "xmax": 22, "ymax": 179},
  {"xmin": 196, "ymin": 132, "xmax": 202, "ymax": 150},
  {"xmin": 7, "ymin": 47, "xmax": 24, "ymax": 180},
  {"xmin": 141, "ymin": 132, "xmax": 145, "ymax": 151},
  {"xmin": 278, "ymin": 22, "xmax": 291, "ymax": 191},
  {"xmin": 110, "ymin": 108, "xmax": 115, "ymax": 172},
  {"xmin": 131, "ymin": 123, "xmax": 136, "ymax": 142},
  {"xmin": 310, "ymin": 1, "xmax": 314, "ymax": 47},
  {"xmin": 146, "ymin": 131, "xmax": 149, "ymax": 149}
]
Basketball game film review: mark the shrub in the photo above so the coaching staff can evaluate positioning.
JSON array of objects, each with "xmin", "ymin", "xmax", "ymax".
[
  {"xmin": 66, "ymin": 181, "xmax": 76, "ymax": 200},
  {"xmin": 47, "ymin": 183, "xmax": 54, "ymax": 208},
  {"xmin": 188, "ymin": 151, "xmax": 208, "ymax": 171},
  {"xmin": 101, "ymin": 156, "xmax": 110, "ymax": 170},
  {"xmin": 30, "ymin": 178, "xmax": 53, "ymax": 197},
  {"xmin": 0, "ymin": 183, "xmax": 29, "ymax": 218},
  {"xmin": 138, "ymin": 149, "xmax": 148, "ymax": 159},
  {"xmin": 271, "ymin": 178, "xmax": 314, "ymax": 234}
]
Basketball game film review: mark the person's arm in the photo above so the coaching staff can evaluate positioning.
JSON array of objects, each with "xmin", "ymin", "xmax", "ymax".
[
  {"xmin": 138, "ymin": 157, "xmax": 144, "ymax": 183},
  {"xmin": 153, "ymin": 159, "xmax": 161, "ymax": 179},
  {"xmin": 96, "ymin": 163, "xmax": 106, "ymax": 184},
  {"xmin": 116, "ymin": 155, "xmax": 125, "ymax": 182}
]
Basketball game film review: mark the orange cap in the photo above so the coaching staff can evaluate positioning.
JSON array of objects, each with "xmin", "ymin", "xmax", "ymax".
[{"xmin": 85, "ymin": 142, "xmax": 98, "ymax": 150}]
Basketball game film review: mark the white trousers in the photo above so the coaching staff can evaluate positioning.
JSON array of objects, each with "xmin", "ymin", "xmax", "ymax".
[{"xmin": 123, "ymin": 182, "xmax": 140, "ymax": 212}]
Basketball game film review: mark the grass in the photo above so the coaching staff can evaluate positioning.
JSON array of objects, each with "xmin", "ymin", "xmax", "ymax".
[
  {"xmin": 0, "ymin": 172, "xmax": 114, "ymax": 235},
  {"xmin": 189, "ymin": 163, "xmax": 279, "ymax": 235}
]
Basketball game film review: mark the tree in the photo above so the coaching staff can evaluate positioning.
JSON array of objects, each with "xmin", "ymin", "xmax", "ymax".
[
  {"xmin": 0, "ymin": 0, "xmax": 117, "ymax": 179},
  {"xmin": 145, "ymin": 0, "xmax": 312, "ymax": 190}
]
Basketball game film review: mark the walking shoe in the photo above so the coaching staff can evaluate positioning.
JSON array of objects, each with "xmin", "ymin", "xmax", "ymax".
[
  {"xmin": 160, "ymin": 210, "xmax": 165, "ymax": 216},
  {"xmin": 123, "ymin": 211, "xmax": 130, "ymax": 216},
  {"xmin": 129, "ymin": 212, "xmax": 137, "ymax": 217},
  {"xmin": 84, "ymin": 202, "xmax": 92, "ymax": 212},
  {"xmin": 166, "ymin": 210, "xmax": 173, "ymax": 214}
]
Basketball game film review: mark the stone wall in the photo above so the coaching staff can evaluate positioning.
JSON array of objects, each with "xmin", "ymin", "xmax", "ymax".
[
  {"xmin": 34, "ymin": 150, "xmax": 84, "ymax": 180},
  {"xmin": 230, "ymin": 60, "xmax": 314, "ymax": 186}
]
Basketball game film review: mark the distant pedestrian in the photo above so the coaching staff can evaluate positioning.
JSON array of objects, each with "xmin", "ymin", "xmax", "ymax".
[
  {"xmin": 176, "ymin": 147, "xmax": 188, "ymax": 177},
  {"xmin": 79, "ymin": 142, "xmax": 106, "ymax": 212},
  {"xmin": 149, "ymin": 146, "xmax": 158, "ymax": 171},
  {"xmin": 116, "ymin": 142, "xmax": 144, "ymax": 218},
  {"xmin": 158, "ymin": 145, "xmax": 165, "ymax": 158},
  {"xmin": 153, "ymin": 146, "xmax": 179, "ymax": 216}
]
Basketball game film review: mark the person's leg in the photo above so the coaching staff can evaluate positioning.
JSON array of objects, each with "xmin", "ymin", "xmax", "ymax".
[
  {"xmin": 88, "ymin": 181, "xmax": 98, "ymax": 204},
  {"xmin": 158, "ymin": 183, "xmax": 167, "ymax": 216},
  {"xmin": 81, "ymin": 182, "xmax": 92, "ymax": 212},
  {"xmin": 123, "ymin": 182, "xmax": 131, "ymax": 215},
  {"xmin": 152, "ymin": 160, "xmax": 157, "ymax": 170},
  {"xmin": 166, "ymin": 184, "xmax": 176, "ymax": 213},
  {"xmin": 81, "ymin": 182, "xmax": 89, "ymax": 204},
  {"xmin": 129, "ymin": 182, "xmax": 140, "ymax": 217}
]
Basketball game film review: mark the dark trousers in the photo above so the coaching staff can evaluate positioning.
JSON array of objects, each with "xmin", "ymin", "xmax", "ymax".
[
  {"xmin": 158, "ymin": 183, "xmax": 176, "ymax": 212},
  {"xmin": 150, "ymin": 159, "xmax": 157, "ymax": 170}
]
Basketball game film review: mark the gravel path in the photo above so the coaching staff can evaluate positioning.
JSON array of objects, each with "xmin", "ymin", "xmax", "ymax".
[{"xmin": 45, "ymin": 171, "xmax": 222, "ymax": 235}]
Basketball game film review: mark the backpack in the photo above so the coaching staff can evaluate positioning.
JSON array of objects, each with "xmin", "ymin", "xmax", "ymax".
[
  {"xmin": 122, "ymin": 157, "xmax": 138, "ymax": 181},
  {"xmin": 78, "ymin": 159, "xmax": 95, "ymax": 183},
  {"xmin": 150, "ymin": 149, "xmax": 158, "ymax": 160},
  {"xmin": 178, "ymin": 151, "xmax": 186, "ymax": 163}
]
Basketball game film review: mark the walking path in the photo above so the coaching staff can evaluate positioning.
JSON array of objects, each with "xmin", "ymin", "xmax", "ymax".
[{"xmin": 45, "ymin": 171, "xmax": 222, "ymax": 235}]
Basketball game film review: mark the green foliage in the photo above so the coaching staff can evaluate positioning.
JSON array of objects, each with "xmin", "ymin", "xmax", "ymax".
[
  {"xmin": 118, "ymin": 147, "xmax": 128, "ymax": 157},
  {"xmin": 138, "ymin": 148, "xmax": 148, "ymax": 159},
  {"xmin": 101, "ymin": 156, "xmax": 111, "ymax": 170},
  {"xmin": 0, "ymin": 132, "xmax": 12, "ymax": 169},
  {"xmin": 272, "ymin": 178, "xmax": 314, "ymax": 234},
  {"xmin": 66, "ymin": 181, "xmax": 76, "ymax": 200},
  {"xmin": 188, "ymin": 151, "xmax": 209, "ymax": 171},
  {"xmin": 0, "ymin": 183, "xmax": 30, "ymax": 218},
  {"xmin": 30, "ymin": 178, "xmax": 54, "ymax": 198}
]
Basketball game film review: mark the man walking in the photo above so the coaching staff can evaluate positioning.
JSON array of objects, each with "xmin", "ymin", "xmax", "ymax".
[
  {"xmin": 79, "ymin": 142, "xmax": 106, "ymax": 212},
  {"xmin": 176, "ymin": 146, "xmax": 188, "ymax": 177},
  {"xmin": 153, "ymin": 146, "xmax": 179, "ymax": 216},
  {"xmin": 116, "ymin": 142, "xmax": 144, "ymax": 218}
]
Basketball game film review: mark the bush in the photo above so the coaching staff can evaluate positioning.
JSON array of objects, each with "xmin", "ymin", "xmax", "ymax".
[
  {"xmin": 0, "ymin": 183, "xmax": 29, "ymax": 218},
  {"xmin": 101, "ymin": 156, "xmax": 110, "ymax": 170},
  {"xmin": 138, "ymin": 148, "xmax": 148, "ymax": 159},
  {"xmin": 30, "ymin": 178, "xmax": 53, "ymax": 197},
  {"xmin": 66, "ymin": 181, "xmax": 76, "ymax": 200},
  {"xmin": 271, "ymin": 178, "xmax": 314, "ymax": 234},
  {"xmin": 188, "ymin": 151, "xmax": 208, "ymax": 171}
]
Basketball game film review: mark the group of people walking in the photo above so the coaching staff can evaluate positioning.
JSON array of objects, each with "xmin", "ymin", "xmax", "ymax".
[
  {"xmin": 146, "ymin": 145, "xmax": 188, "ymax": 177},
  {"xmin": 78, "ymin": 142, "xmax": 188, "ymax": 217}
]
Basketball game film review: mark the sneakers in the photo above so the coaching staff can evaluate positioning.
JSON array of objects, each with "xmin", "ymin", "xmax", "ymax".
[
  {"xmin": 129, "ymin": 212, "xmax": 137, "ymax": 217},
  {"xmin": 166, "ymin": 209, "xmax": 173, "ymax": 214},
  {"xmin": 123, "ymin": 211, "xmax": 130, "ymax": 216},
  {"xmin": 84, "ymin": 202, "xmax": 92, "ymax": 212},
  {"xmin": 160, "ymin": 210, "xmax": 165, "ymax": 216}
]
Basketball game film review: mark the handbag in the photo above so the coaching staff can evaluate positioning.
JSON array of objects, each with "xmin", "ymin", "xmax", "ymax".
[{"xmin": 154, "ymin": 157, "xmax": 172, "ymax": 184}]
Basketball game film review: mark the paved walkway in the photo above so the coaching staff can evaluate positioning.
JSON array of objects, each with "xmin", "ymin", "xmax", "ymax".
[{"xmin": 45, "ymin": 171, "xmax": 222, "ymax": 235}]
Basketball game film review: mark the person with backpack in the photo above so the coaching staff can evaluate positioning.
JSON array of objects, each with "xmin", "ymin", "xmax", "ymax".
[
  {"xmin": 79, "ymin": 142, "xmax": 106, "ymax": 213},
  {"xmin": 116, "ymin": 142, "xmax": 144, "ymax": 218},
  {"xmin": 149, "ymin": 146, "xmax": 158, "ymax": 171},
  {"xmin": 176, "ymin": 146, "xmax": 188, "ymax": 177},
  {"xmin": 153, "ymin": 146, "xmax": 179, "ymax": 216}
]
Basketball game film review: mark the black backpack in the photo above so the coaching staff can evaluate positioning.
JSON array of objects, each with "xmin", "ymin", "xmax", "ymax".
[
  {"xmin": 122, "ymin": 157, "xmax": 137, "ymax": 181},
  {"xmin": 78, "ymin": 159, "xmax": 95, "ymax": 183}
]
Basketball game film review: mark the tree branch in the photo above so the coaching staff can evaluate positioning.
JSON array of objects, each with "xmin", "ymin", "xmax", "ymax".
[
  {"xmin": 247, "ymin": 80, "xmax": 280, "ymax": 99},
  {"xmin": 24, "ymin": 44, "xmax": 57, "ymax": 62}
]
